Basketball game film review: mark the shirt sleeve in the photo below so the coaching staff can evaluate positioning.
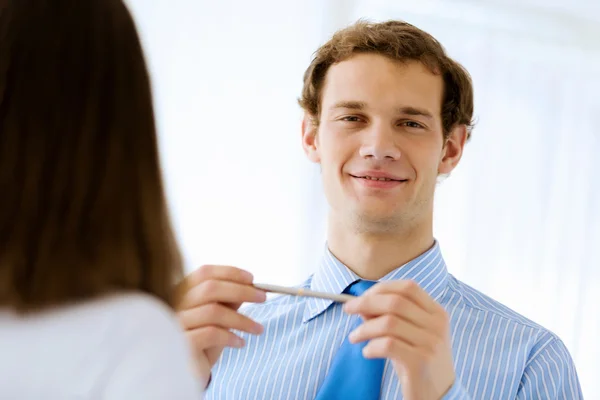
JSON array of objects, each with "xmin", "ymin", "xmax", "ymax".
[
  {"xmin": 99, "ymin": 295, "xmax": 204, "ymax": 399},
  {"xmin": 516, "ymin": 336, "xmax": 583, "ymax": 399}
]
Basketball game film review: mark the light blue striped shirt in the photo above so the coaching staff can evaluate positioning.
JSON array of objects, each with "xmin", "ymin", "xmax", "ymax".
[{"xmin": 207, "ymin": 242, "xmax": 582, "ymax": 399}]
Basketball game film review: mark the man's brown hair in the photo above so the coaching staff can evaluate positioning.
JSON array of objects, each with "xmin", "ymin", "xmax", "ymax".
[
  {"xmin": 299, "ymin": 20, "xmax": 474, "ymax": 140},
  {"xmin": 0, "ymin": 0, "xmax": 183, "ymax": 312}
]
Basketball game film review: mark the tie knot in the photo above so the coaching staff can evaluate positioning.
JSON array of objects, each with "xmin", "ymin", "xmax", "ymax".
[{"xmin": 344, "ymin": 280, "xmax": 377, "ymax": 297}]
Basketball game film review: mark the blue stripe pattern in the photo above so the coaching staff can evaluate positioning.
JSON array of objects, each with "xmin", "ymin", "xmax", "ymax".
[{"xmin": 206, "ymin": 242, "xmax": 583, "ymax": 399}]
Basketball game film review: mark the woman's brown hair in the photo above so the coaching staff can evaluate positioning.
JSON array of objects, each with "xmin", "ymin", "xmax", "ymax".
[{"xmin": 0, "ymin": 0, "xmax": 183, "ymax": 312}]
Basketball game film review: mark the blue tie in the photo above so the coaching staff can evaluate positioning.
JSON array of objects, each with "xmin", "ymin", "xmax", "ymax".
[{"xmin": 315, "ymin": 280, "xmax": 384, "ymax": 400}]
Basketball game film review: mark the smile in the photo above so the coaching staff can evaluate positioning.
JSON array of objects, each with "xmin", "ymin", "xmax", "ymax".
[
  {"xmin": 357, "ymin": 175, "xmax": 401, "ymax": 182},
  {"xmin": 350, "ymin": 174, "xmax": 407, "ymax": 182},
  {"xmin": 349, "ymin": 174, "xmax": 408, "ymax": 189}
]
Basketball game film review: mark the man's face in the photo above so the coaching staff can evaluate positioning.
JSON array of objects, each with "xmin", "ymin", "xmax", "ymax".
[{"xmin": 302, "ymin": 53, "xmax": 465, "ymax": 234}]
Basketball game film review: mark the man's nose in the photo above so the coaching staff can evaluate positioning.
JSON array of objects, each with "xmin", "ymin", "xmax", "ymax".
[{"xmin": 358, "ymin": 124, "xmax": 401, "ymax": 161}]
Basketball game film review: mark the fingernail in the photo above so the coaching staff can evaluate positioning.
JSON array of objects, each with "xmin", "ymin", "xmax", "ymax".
[
  {"xmin": 238, "ymin": 270, "xmax": 254, "ymax": 285},
  {"xmin": 362, "ymin": 347, "xmax": 371, "ymax": 358},
  {"xmin": 230, "ymin": 337, "xmax": 245, "ymax": 348},
  {"xmin": 344, "ymin": 300, "xmax": 356, "ymax": 312},
  {"xmin": 251, "ymin": 323, "xmax": 264, "ymax": 334},
  {"xmin": 255, "ymin": 290, "xmax": 267, "ymax": 302},
  {"xmin": 348, "ymin": 329, "xmax": 358, "ymax": 343}
]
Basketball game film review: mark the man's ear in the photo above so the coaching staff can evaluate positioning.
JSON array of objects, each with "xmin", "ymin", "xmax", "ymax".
[
  {"xmin": 438, "ymin": 124, "xmax": 467, "ymax": 175},
  {"xmin": 301, "ymin": 113, "xmax": 320, "ymax": 163}
]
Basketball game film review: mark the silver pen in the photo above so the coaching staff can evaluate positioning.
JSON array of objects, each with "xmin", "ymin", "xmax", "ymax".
[{"xmin": 253, "ymin": 283, "xmax": 355, "ymax": 303}]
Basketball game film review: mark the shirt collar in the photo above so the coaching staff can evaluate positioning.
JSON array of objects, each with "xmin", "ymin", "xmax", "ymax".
[{"xmin": 303, "ymin": 240, "xmax": 449, "ymax": 323}]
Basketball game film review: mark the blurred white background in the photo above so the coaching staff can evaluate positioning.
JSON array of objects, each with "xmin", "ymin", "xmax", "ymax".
[{"xmin": 127, "ymin": 0, "xmax": 599, "ymax": 397}]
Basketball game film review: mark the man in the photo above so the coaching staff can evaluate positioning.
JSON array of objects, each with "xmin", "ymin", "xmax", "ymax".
[{"xmin": 178, "ymin": 20, "xmax": 582, "ymax": 399}]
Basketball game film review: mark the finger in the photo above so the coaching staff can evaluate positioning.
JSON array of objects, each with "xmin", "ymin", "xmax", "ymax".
[
  {"xmin": 366, "ymin": 280, "xmax": 441, "ymax": 314},
  {"xmin": 179, "ymin": 304, "xmax": 263, "ymax": 335},
  {"xmin": 177, "ymin": 265, "xmax": 255, "ymax": 310},
  {"xmin": 362, "ymin": 336, "xmax": 415, "ymax": 360},
  {"xmin": 180, "ymin": 280, "xmax": 266, "ymax": 309},
  {"xmin": 349, "ymin": 315, "xmax": 435, "ymax": 348},
  {"xmin": 344, "ymin": 293, "xmax": 434, "ymax": 329},
  {"xmin": 187, "ymin": 326, "xmax": 246, "ymax": 352},
  {"xmin": 187, "ymin": 265, "xmax": 255, "ymax": 287}
]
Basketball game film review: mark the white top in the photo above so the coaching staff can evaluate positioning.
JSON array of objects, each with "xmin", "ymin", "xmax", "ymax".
[{"xmin": 0, "ymin": 292, "xmax": 203, "ymax": 399}]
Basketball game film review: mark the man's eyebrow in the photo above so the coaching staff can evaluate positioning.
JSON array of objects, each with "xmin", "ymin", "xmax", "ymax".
[
  {"xmin": 397, "ymin": 106, "xmax": 434, "ymax": 120},
  {"xmin": 328, "ymin": 101, "xmax": 367, "ymax": 111},
  {"xmin": 329, "ymin": 102, "xmax": 435, "ymax": 120}
]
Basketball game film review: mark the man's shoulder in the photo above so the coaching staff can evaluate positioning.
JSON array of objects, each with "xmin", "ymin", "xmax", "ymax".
[
  {"xmin": 445, "ymin": 277, "xmax": 582, "ymax": 396},
  {"xmin": 445, "ymin": 275, "xmax": 560, "ymax": 342}
]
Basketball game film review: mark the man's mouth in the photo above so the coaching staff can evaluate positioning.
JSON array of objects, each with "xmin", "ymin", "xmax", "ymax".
[{"xmin": 350, "ymin": 174, "xmax": 407, "ymax": 182}]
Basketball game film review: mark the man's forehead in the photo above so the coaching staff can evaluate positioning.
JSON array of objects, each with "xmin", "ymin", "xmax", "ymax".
[{"xmin": 320, "ymin": 56, "xmax": 444, "ymax": 116}]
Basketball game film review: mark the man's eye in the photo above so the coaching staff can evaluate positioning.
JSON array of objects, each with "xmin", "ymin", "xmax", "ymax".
[
  {"xmin": 402, "ymin": 121, "xmax": 424, "ymax": 129},
  {"xmin": 341, "ymin": 116, "xmax": 361, "ymax": 122}
]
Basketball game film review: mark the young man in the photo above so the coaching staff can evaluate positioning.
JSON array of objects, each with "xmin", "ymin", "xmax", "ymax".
[{"xmin": 178, "ymin": 20, "xmax": 582, "ymax": 399}]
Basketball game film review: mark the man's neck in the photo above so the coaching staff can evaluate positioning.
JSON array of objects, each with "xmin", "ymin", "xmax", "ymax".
[{"xmin": 326, "ymin": 217, "xmax": 434, "ymax": 281}]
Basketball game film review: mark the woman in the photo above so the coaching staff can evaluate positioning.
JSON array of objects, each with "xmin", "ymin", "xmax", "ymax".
[{"xmin": 0, "ymin": 0, "xmax": 202, "ymax": 398}]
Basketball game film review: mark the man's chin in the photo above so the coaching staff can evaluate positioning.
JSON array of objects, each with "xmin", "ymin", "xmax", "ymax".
[
  {"xmin": 355, "ymin": 205, "xmax": 402, "ymax": 219},
  {"xmin": 350, "ymin": 209, "xmax": 405, "ymax": 232}
]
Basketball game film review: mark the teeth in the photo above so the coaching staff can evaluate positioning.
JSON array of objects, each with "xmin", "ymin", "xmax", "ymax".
[{"xmin": 363, "ymin": 176, "xmax": 393, "ymax": 181}]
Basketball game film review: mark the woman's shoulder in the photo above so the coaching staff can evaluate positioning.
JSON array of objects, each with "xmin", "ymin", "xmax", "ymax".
[
  {"xmin": 0, "ymin": 292, "xmax": 201, "ymax": 399},
  {"xmin": 91, "ymin": 293, "xmax": 202, "ymax": 398},
  {"xmin": 70, "ymin": 292, "xmax": 186, "ymax": 355},
  {"xmin": 0, "ymin": 291, "xmax": 184, "ymax": 361},
  {"xmin": 87, "ymin": 291, "xmax": 177, "ymax": 326},
  {"xmin": 77, "ymin": 293, "xmax": 202, "ymax": 397}
]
